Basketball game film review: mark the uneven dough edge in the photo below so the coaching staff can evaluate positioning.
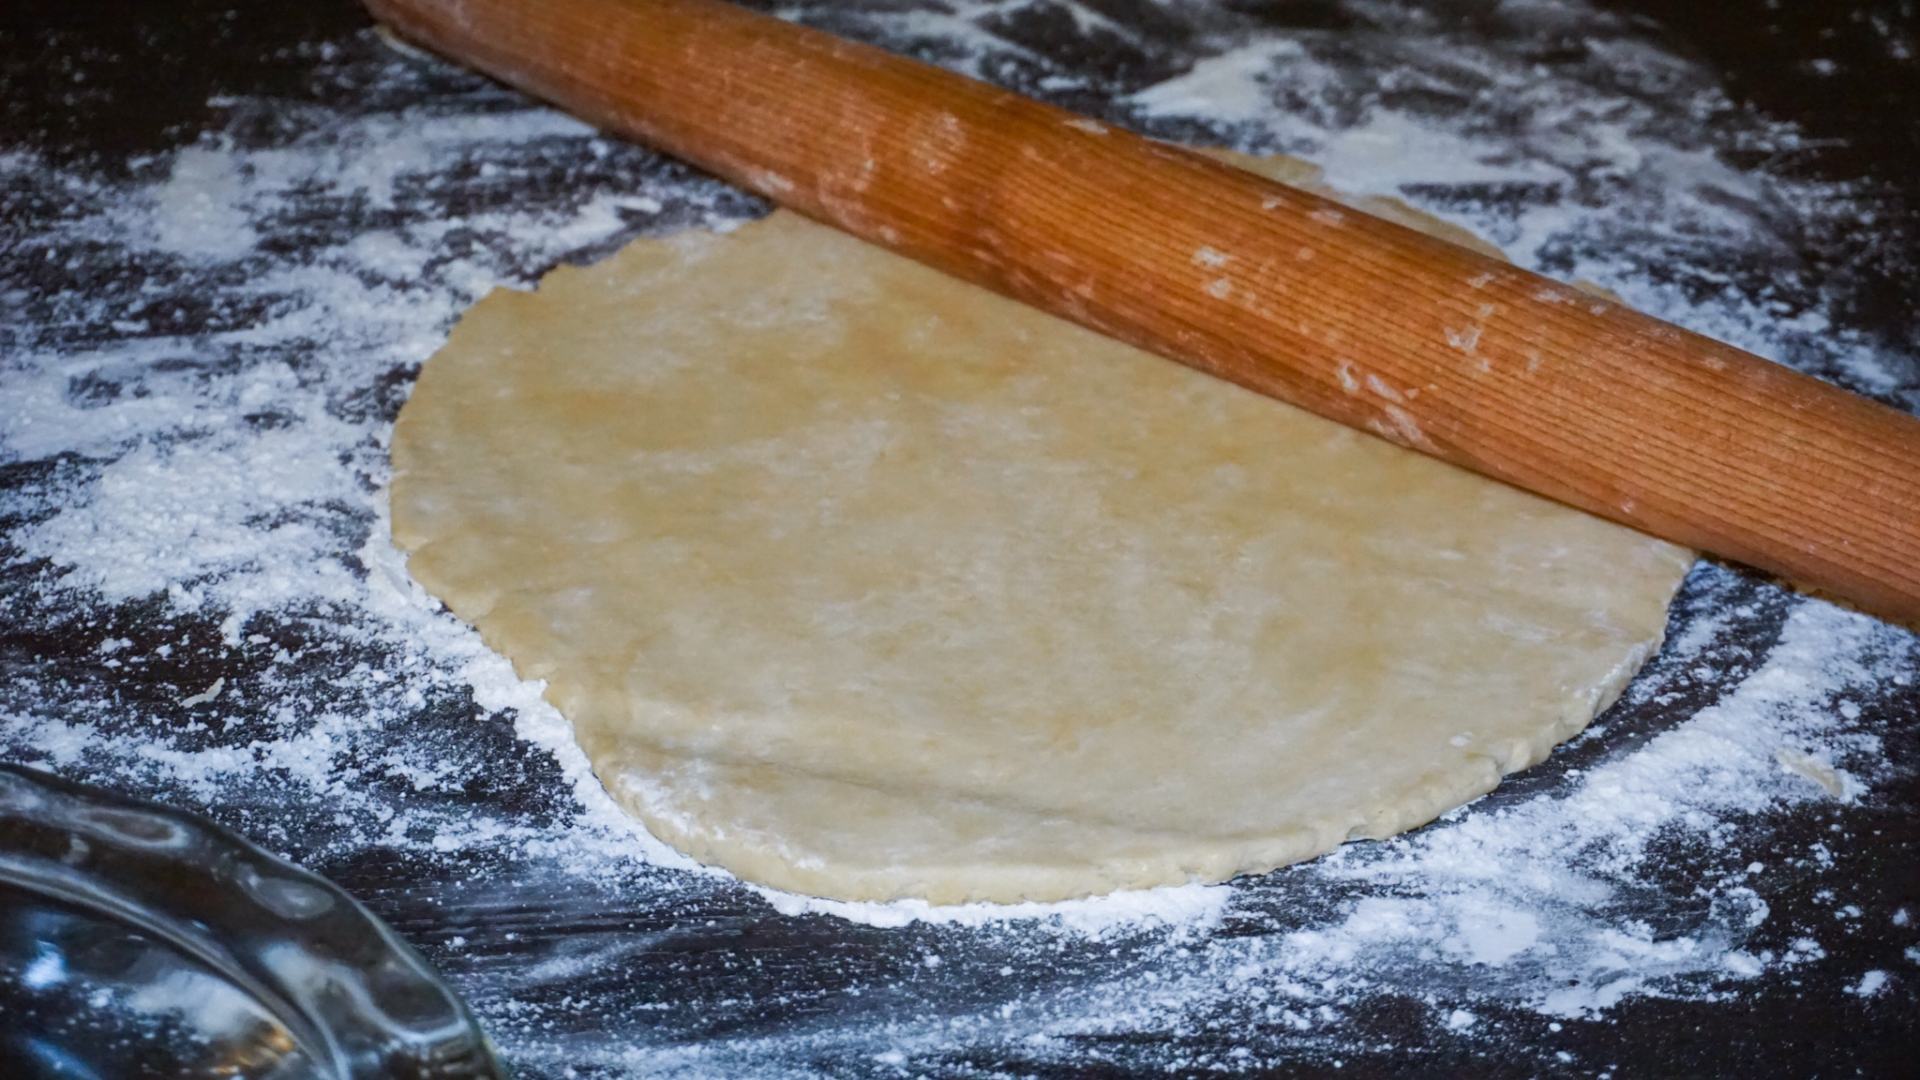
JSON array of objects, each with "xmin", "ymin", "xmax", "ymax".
[
  {"xmin": 390, "ymin": 498, "xmax": 1679, "ymax": 903},
  {"xmin": 578, "ymin": 630, "xmax": 1669, "ymax": 904}
]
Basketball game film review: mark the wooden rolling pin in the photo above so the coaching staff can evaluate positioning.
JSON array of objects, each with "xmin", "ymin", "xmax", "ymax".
[{"xmin": 367, "ymin": 0, "xmax": 1920, "ymax": 624}]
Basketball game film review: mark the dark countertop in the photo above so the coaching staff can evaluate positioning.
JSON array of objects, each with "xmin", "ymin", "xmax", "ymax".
[{"xmin": 3, "ymin": 1, "xmax": 1917, "ymax": 1075}]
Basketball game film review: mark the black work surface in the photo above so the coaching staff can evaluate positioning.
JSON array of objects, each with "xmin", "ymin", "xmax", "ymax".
[{"xmin": 3, "ymin": 1, "xmax": 1918, "ymax": 1075}]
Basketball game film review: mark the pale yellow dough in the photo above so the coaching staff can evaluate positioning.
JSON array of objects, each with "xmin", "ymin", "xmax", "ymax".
[{"xmin": 390, "ymin": 155, "xmax": 1693, "ymax": 904}]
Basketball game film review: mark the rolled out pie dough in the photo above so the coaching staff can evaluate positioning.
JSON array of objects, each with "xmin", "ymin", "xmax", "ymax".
[{"xmin": 390, "ymin": 154, "xmax": 1693, "ymax": 904}]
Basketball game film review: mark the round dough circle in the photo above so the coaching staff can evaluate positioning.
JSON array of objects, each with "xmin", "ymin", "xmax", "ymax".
[{"xmin": 390, "ymin": 156, "xmax": 1692, "ymax": 903}]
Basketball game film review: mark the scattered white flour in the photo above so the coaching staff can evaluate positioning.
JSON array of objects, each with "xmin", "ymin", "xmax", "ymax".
[
  {"xmin": 178, "ymin": 677, "xmax": 224, "ymax": 708},
  {"xmin": 3, "ymin": 0, "xmax": 1914, "ymax": 1073},
  {"xmin": 755, "ymin": 881, "xmax": 1233, "ymax": 933},
  {"xmin": 1851, "ymin": 969, "xmax": 1890, "ymax": 998},
  {"xmin": 1129, "ymin": 39, "xmax": 1310, "ymax": 123}
]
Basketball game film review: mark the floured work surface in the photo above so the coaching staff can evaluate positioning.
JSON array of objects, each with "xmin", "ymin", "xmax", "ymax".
[
  {"xmin": 390, "ymin": 155, "xmax": 1693, "ymax": 903},
  {"xmin": 11, "ymin": 1, "xmax": 1919, "ymax": 1071}
]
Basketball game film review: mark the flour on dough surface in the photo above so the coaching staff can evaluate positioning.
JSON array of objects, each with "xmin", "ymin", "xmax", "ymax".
[{"xmin": 389, "ymin": 156, "xmax": 1692, "ymax": 903}]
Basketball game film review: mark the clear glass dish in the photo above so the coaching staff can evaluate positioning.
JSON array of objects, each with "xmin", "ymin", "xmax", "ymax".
[{"xmin": 0, "ymin": 763, "xmax": 505, "ymax": 1078}]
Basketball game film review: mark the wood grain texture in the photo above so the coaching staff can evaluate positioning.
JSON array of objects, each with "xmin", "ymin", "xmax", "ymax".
[{"xmin": 366, "ymin": 0, "xmax": 1920, "ymax": 624}]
